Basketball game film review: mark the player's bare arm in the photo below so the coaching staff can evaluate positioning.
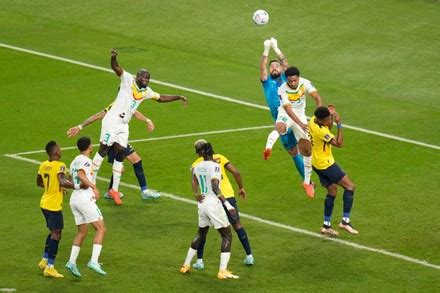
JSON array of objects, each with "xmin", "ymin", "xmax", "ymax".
[
  {"xmin": 66, "ymin": 110, "xmax": 106, "ymax": 137},
  {"xmin": 225, "ymin": 163, "xmax": 247, "ymax": 200},
  {"xmin": 310, "ymin": 91, "xmax": 323, "ymax": 108},
  {"xmin": 191, "ymin": 173, "xmax": 203, "ymax": 202},
  {"xmin": 260, "ymin": 39, "xmax": 271, "ymax": 81},
  {"xmin": 283, "ymin": 103, "xmax": 308, "ymax": 131},
  {"xmin": 37, "ymin": 174, "xmax": 44, "ymax": 187},
  {"xmin": 157, "ymin": 95, "xmax": 188, "ymax": 106},
  {"xmin": 133, "ymin": 110, "xmax": 154, "ymax": 133},
  {"xmin": 57, "ymin": 173, "xmax": 75, "ymax": 189},
  {"xmin": 329, "ymin": 109, "xmax": 344, "ymax": 148},
  {"xmin": 111, "ymin": 49, "xmax": 123, "ymax": 77},
  {"xmin": 77, "ymin": 169, "xmax": 100, "ymax": 200},
  {"xmin": 270, "ymin": 38, "xmax": 288, "ymax": 71}
]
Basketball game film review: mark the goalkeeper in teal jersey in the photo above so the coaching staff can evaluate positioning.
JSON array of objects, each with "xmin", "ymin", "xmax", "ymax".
[{"xmin": 260, "ymin": 38, "xmax": 304, "ymax": 179}]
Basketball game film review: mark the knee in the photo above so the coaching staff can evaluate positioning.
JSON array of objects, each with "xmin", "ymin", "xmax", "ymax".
[
  {"xmin": 275, "ymin": 123, "xmax": 286, "ymax": 135},
  {"xmin": 233, "ymin": 222, "xmax": 242, "ymax": 231},
  {"xmin": 51, "ymin": 230, "xmax": 62, "ymax": 241},
  {"xmin": 98, "ymin": 145, "xmax": 109, "ymax": 157}
]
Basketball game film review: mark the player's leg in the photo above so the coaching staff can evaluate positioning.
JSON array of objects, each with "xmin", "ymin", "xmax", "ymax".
[
  {"xmin": 283, "ymin": 131, "xmax": 305, "ymax": 179},
  {"xmin": 92, "ymin": 142, "xmax": 110, "ymax": 182},
  {"xmin": 263, "ymin": 129, "xmax": 280, "ymax": 160},
  {"xmin": 224, "ymin": 198, "xmax": 253, "ymax": 265},
  {"xmin": 87, "ymin": 219, "xmax": 107, "ymax": 275},
  {"xmin": 193, "ymin": 237, "xmax": 206, "ymax": 270},
  {"xmin": 181, "ymin": 226, "xmax": 209, "ymax": 273},
  {"xmin": 217, "ymin": 226, "xmax": 238, "ymax": 279},
  {"xmin": 39, "ymin": 209, "xmax": 51, "ymax": 270},
  {"xmin": 40, "ymin": 209, "xmax": 64, "ymax": 277},
  {"xmin": 108, "ymin": 142, "xmax": 126, "ymax": 205},
  {"xmin": 66, "ymin": 223, "xmax": 87, "ymax": 277},
  {"xmin": 125, "ymin": 148, "xmax": 161, "ymax": 199},
  {"xmin": 336, "ymin": 170, "xmax": 358, "ymax": 235},
  {"xmin": 297, "ymin": 138, "xmax": 314, "ymax": 198}
]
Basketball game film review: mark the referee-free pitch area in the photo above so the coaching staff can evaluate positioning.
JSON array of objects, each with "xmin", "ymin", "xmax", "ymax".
[{"xmin": 0, "ymin": 0, "xmax": 439, "ymax": 291}]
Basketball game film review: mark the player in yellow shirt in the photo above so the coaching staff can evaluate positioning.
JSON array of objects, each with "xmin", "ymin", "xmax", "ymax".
[
  {"xmin": 37, "ymin": 141, "xmax": 76, "ymax": 278},
  {"xmin": 309, "ymin": 106, "xmax": 358, "ymax": 237},
  {"xmin": 190, "ymin": 139, "xmax": 253, "ymax": 268}
]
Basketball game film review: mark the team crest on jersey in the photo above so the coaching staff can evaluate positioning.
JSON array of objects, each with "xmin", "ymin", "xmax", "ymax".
[{"xmin": 84, "ymin": 162, "xmax": 90, "ymax": 167}]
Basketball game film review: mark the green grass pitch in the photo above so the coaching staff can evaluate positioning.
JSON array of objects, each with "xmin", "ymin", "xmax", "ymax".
[{"xmin": 0, "ymin": 0, "xmax": 439, "ymax": 291}]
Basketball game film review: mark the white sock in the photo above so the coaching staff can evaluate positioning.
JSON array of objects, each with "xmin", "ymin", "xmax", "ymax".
[
  {"xmin": 184, "ymin": 248, "xmax": 197, "ymax": 266},
  {"xmin": 111, "ymin": 160, "xmax": 124, "ymax": 191},
  {"xmin": 303, "ymin": 155, "xmax": 313, "ymax": 184},
  {"xmin": 92, "ymin": 153, "xmax": 104, "ymax": 183},
  {"xmin": 69, "ymin": 245, "xmax": 81, "ymax": 264},
  {"xmin": 219, "ymin": 252, "xmax": 231, "ymax": 271},
  {"xmin": 196, "ymin": 258, "xmax": 203, "ymax": 264},
  {"xmin": 91, "ymin": 244, "xmax": 102, "ymax": 263},
  {"xmin": 265, "ymin": 130, "xmax": 280, "ymax": 149}
]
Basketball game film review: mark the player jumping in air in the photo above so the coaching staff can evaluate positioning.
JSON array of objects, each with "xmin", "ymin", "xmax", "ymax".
[{"xmin": 91, "ymin": 49, "xmax": 188, "ymax": 205}]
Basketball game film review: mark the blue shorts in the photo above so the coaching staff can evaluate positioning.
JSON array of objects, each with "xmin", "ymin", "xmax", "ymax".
[
  {"xmin": 280, "ymin": 129, "xmax": 298, "ymax": 151},
  {"xmin": 313, "ymin": 163, "xmax": 346, "ymax": 187},
  {"xmin": 107, "ymin": 143, "xmax": 135, "ymax": 163},
  {"xmin": 41, "ymin": 208, "xmax": 64, "ymax": 230},
  {"xmin": 222, "ymin": 197, "xmax": 240, "ymax": 225}
]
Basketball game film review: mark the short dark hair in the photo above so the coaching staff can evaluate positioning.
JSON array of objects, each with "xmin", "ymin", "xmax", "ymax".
[
  {"xmin": 285, "ymin": 66, "xmax": 300, "ymax": 77},
  {"xmin": 314, "ymin": 106, "xmax": 331, "ymax": 119},
  {"xmin": 45, "ymin": 141, "xmax": 58, "ymax": 155},
  {"xmin": 201, "ymin": 143, "xmax": 214, "ymax": 158},
  {"xmin": 269, "ymin": 59, "xmax": 281, "ymax": 65},
  {"xmin": 77, "ymin": 137, "xmax": 92, "ymax": 152},
  {"xmin": 136, "ymin": 69, "xmax": 150, "ymax": 78}
]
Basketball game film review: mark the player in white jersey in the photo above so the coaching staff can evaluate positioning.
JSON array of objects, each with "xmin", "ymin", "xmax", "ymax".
[
  {"xmin": 276, "ymin": 66, "xmax": 323, "ymax": 198},
  {"xmin": 180, "ymin": 143, "xmax": 239, "ymax": 280},
  {"xmin": 65, "ymin": 137, "xmax": 107, "ymax": 277},
  {"xmin": 91, "ymin": 49, "xmax": 188, "ymax": 205}
]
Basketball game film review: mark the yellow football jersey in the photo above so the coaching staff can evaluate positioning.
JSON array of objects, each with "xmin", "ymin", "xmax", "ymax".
[
  {"xmin": 309, "ymin": 116, "xmax": 335, "ymax": 170},
  {"xmin": 38, "ymin": 160, "xmax": 66, "ymax": 211},
  {"xmin": 191, "ymin": 154, "xmax": 235, "ymax": 198}
]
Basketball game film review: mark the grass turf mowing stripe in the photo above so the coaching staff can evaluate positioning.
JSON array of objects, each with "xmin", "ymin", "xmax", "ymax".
[
  {"xmin": 1, "ymin": 42, "xmax": 439, "ymax": 151},
  {"xmin": 4, "ymin": 152, "xmax": 440, "ymax": 271}
]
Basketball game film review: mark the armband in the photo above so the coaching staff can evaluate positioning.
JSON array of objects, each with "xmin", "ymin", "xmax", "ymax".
[
  {"xmin": 337, "ymin": 123, "xmax": 342, "ymax": 129},
  {"xmin": 78, "ymin": 125, "xmax": 83, "ymax": 130},
  {"xmin": 74, "ymin": 183, "xmax": 80, "ymax": 190}
]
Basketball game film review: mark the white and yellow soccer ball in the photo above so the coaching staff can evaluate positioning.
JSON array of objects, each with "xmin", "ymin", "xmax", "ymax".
[{"xmin": 252, "ymin": 10, "xmax": 269, "ymax": 25}]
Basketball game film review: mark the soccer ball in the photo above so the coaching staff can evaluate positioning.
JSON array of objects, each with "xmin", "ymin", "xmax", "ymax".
[{"xmin": 252, "ymin": 10, "xmax": 269, "ymax": 25}]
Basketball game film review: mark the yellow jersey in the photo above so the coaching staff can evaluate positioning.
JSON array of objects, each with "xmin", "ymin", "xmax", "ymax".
[
  {"xmin": 38, "ymin": 160, "xmax": 66, "ymax": 211},
  {"xmin": 309, "ymin": 116, "xmax": 335, "ymax": 170},
  {"xmin": 191, "ymin": 154, "xmax": 235, "ymax": 198}
]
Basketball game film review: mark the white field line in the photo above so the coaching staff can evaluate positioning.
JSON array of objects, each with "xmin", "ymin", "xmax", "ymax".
[
  {"xmin": 4, "ymin": 153, "xmax": 440, "ymax": 271},
  {"xmin": 1, "ymin": 42, "xmax": 439, "ymax": 151},
  {"xmin": 6, "ymin": 125, "xmax": 273, "ymax": 156}
]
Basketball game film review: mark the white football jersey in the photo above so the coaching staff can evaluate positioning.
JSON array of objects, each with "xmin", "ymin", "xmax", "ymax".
[
  {"xmin": 192, "ymin": 160, "xmax": 222, "ymax": 198},
  {"xmin": 104, "ymin": 70, "xmax": 160, "ymax": 125},
  {"xmin": 277, "ymin": 77, "xmax": 317, "ymax": 117},
  {"xmin": 70, "ymin": 154, "xmax": 94, "ymax": 201}
]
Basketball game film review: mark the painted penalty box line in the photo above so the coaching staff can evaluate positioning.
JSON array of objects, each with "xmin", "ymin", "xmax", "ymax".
[
  {"xmin": 0, "ymin": 42, "xmax": 439, "ymax": 151},
  {"xmin": 3, "ymin": 153, "xmax": 440, "ymax": 271},
  {"xmin": 5, "ymin": 125, "xmax": 274, "ymax": 156}
]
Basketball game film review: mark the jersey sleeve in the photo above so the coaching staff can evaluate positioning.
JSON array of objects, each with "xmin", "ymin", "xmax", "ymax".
[
  {"xmin": 120, "ymin": 70, "xmax": 133, "ymax": 87},
  {"xmin": 146, "ymin": 88, "xmax": 160, "ymax": 101},
  {"xmin": 317, "ymin": 125, "xmax": 335, "ymax": 142},
  {"xmin": 103, "ymin": 103, "xmax": 113, "ymax": 113},
  {"xmin": 37, "ymin": 163, "xmax": 43, "ymax": 175},
  {"xmin": 212, "ymin": 163, "xmax": 221, "ymax": 180},
  {"xmin": 217, "ymin": 154, "xmax": 230, "ymax": 167},
  {"xmin": 78, "ymin": 158, "xmax": 91, "ymax": 173},
  {"xmin": 278, "ymin": 85, "xmax": 290, "ymax": 106},
  {"xmin": 58, "ymin": 162, "xmax": 66, "ymax": 174},
  {"xmin": 304, "ymin": 79, "xmax": 317, "ymax": 94}
]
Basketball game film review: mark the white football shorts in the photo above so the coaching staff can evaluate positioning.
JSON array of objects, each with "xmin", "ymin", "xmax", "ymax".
[{"xmin": 198, "ymin": 197, "xmax": 229, "ymax": 229}]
